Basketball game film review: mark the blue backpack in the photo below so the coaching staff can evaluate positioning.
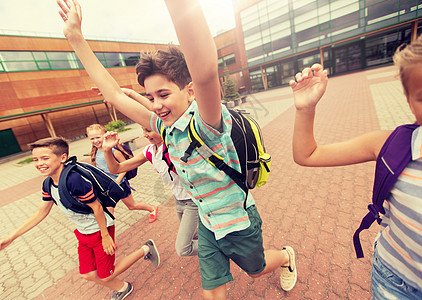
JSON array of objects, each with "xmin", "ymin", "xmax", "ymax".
[
  {"xmin": 42, "ymin": 156, "xmax": 127, "ymax": 219},
  {"xmin": 353, "ymin": 124, "xmax": 419, "ymax": 258}
]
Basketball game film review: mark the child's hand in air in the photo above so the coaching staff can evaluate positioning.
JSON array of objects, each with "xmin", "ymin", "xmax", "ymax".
[
  {"xmin": 102, "ymin": 131, "xmax": 120, "ymax": 151},
  {"xmin": 57, "ymin": 0, "xmax": 83, "ymax": 40},
  {"xmin": 91, "ymin": 87, "xmax": 102, "ymax": 96},
  {"xmin": 290, "ymin": 64, "xmax": 328, "ymax": 111}
]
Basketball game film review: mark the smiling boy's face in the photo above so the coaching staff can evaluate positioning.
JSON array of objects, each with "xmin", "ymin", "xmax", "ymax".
[
  {"xmin": 144, "ymin": 73, "xmax": 194, "ymax": 127},
  {"xmin": 32, "ymin": 147, "xmax": 67, "ymax": 180}
]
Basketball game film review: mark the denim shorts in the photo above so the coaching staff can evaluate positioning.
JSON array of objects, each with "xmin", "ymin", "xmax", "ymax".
[
  {"xmin": 371, "ymin": 246, "xmax": 422, "ymax": 300},
  {"xmin": 198, "ymin": 205, "xmax": 265, "ymax": 290}
]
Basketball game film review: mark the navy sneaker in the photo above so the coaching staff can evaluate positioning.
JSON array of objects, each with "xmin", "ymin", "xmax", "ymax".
[
  {"xmin": 144, "ymin": 239, "xmax": 160, "ymax": 267},
  {"xmin": 111, "ymin": 282, "xmax": 133, "ymax": 300}
]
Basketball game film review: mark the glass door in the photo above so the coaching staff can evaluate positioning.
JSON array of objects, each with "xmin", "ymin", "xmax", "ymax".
[{"xmin": 333, "ymin": 41, "xmax": 364, "ymax": 75}]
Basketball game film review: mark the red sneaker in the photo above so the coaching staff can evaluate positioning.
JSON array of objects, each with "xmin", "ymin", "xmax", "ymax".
[{"xmin": 149, "ymin": 206, "xmax": 158, "ymax": 223}]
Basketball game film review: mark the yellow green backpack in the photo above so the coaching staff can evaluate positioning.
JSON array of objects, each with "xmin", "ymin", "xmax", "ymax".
[{"xmin": 162, "ymin": 109, "xmax": 271, "ymax": 204}]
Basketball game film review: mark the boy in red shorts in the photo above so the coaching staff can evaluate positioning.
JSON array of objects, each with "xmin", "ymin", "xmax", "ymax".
[{"xmin": 0, "ymin": 137, "xmax": 160, "ymax": 300}]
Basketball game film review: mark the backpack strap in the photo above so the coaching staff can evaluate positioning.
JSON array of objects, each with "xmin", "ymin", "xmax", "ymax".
[
  {"xmin": 43, "ymin": 176, "xmax": 52, "ymax": 195},
  {"xmin": 182, "ymin": 114, "xmax": 249, "ymax": 207},
  {"xmin": 42, "ymin": 177, "xmax": 57, "ymax": 205},
  {"xmin": 61, "ymin": 157, "xmax": 115, "ymax": 219},
  {"xmin": 160, "ymin": 126, "xmax": 176, "ymax": 180},
  {"xmin": 57, "ymin": 159, "xmax": 92, "ymax": 214},
  {"xmin": 114, "ymin": 144, "xmax": 132, "ymax": 159},
  {"xmin": 145, "ymin": 145, "xmax": 153, "ymax": 163},
  {"xmin": 352, "ymin": 124, "xmax": 418, "ymax": 258}
]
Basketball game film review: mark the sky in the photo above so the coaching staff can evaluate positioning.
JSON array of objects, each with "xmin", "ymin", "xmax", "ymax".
[{"xmin": 0, "ymin": 0, "xmax": 236, "ymax": 44}]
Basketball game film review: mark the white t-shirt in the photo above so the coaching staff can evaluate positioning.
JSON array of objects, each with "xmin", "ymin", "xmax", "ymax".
[
  {"xmin": 143, "ymin": 144, "xmax": 191, "ymax": 200},
  {"xmin": 50, "ymin": 179, "xmax": 114, "ymax": 234}
]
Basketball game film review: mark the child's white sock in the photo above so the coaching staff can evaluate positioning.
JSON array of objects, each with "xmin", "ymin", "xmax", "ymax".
[
  {"xmin": 141, "ymin": 245, "xmax": 150, "ymax": 256},
  {"xmin": 118, "ymin": 281, "xmax": 128, "ymax": 292}
]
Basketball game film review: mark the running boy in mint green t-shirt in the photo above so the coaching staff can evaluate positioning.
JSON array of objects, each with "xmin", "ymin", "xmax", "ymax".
[{"xmin": 57, "ymin": 0, "xmax": 297, "ymax": 298}]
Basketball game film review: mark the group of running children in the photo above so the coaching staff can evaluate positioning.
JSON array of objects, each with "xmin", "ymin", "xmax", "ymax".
[{"xmin": 0, "ymin": 0, "xmax": 421, "ymax": 299}]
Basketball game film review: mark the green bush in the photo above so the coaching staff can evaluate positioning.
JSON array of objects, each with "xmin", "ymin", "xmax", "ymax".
[
  {"xmin": 105, "ymin": 120, "xmax": 127, "ymax": 132},
  {"xmin": 17, "ymin": 157, "xmax": 33, "ymax": 165}
]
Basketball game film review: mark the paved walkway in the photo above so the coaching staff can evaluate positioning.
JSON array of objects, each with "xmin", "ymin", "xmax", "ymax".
[{"xmin": 0, "ymin": 65, "xmax": 414, "ymax": 299}]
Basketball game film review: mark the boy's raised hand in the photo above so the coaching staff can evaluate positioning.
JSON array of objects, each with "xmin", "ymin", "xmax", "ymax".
[
  {"xmin": 103, "ymin": 131, "xmax": 120, "ymax": 151},
  {"xmin": 290, "ymin": 64, "xmax": 328, "ymax": 111},
  {"xmin": 57, "ymin": 0, "xmax": 83, "ymax": 40}
]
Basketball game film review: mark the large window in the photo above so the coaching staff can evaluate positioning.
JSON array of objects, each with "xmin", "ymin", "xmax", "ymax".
[
  {"xmin": 218, "ymin": 53, "xmax": 236, "ymax": 69},
  {"xmin": 121, "ymin": 53, "xmax": 140, "ymax": 66},
  {"xmin": 0, "ymin": 51, "xmax": 140, "ymax": 72},
  {"xmin": 365, "ymin": 26, "xmax": 412, "ymax": 67},
  {"xmin": 240, "ymin": 0, "xmax": 422, "ymax": 66},
  {"xmin": 249, "ymin": 68, "xmax": 265, "ymax": 91},
  {"xmin": 297, "ymin": 51, "xmax": 321, "ymax": 71},
  {"xmin": 241, "ymin": 0, "xmax": 291, "ymax": 66}
]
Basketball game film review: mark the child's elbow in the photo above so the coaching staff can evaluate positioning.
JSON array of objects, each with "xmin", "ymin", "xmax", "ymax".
[
  {"xmin": 293, "ymin": 155, "xmax": 309, "ymax": 166},
  {"xmin": 108, "ymin": 169, "xmax": 119, "ymax": 175},
  {"xmin": 196, "ymin": 59, "xmax": 219, "ymax": 81}
]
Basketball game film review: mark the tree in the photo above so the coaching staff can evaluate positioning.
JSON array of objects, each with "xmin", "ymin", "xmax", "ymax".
[{"xmin": 222, "ymin": 74, "xmax": 240, "ymax": 102}]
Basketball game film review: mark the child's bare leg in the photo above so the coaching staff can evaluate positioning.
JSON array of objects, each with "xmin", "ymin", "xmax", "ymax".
[
  {"xmin": 250, "ymin": 247, "xmax": 297, "ymax": 291},
  {"xmin": 80, "ymin": 248, "xmax": 146, "ymax": 290},
  {"xmin": 84, "ymin": 246, "xmax": 149, "ymax": 289},
  {"xmin": 121, "ymin": 194, "xmax": 154, "ymax": 212},
  {"xmin": 203, "ymin": 284, "xmax": 227, "ymax": 300},
  {"xmin": 81, "ymin": 271, "xmax": 125, "ymax": 291},
  {"xmin": 248, "ymin": 249, "xmax": 289, "ymax": 278},
  {"xmin": 112, "ymin": 247, "xmax": 146, "ymax": 276}
]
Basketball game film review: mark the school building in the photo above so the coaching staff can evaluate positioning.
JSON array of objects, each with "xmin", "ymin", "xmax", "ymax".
[
  {"xmin": 224, "ymin": 0, "xmax": 422, "ymax": 91},
  {"xmin": 1, "ymin": 0, "xmax": 422, "ymax": 158},
  {"xmin": 0, "ymin": 35, "xmax": 171, "ymax": 157}
]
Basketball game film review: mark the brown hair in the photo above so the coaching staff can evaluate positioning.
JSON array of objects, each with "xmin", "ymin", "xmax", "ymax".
[
  {"xmin": 393, "ymin": 35, "xmax": 422, "ymax": 96},
  {"xmin": 28, "ymin": 137, "xmax": 69, "ymax": 156},
  {"xmin": 136, "ymin": 44, "xmax": 192, "ymax": 90},
  {"xmin": 86, "ymin": 124, "xmax": 106, "ymax": 165}
]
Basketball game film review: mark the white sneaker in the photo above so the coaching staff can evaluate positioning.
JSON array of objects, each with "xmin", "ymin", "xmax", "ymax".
[{"xmin": 280, "ymin": 246, "xmax": 297, "ymax": 291}]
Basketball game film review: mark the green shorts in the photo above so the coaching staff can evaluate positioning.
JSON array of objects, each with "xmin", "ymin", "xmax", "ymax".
[{"xmin": 198, "ymin": 205, "xmax": 266, "ymax": 290}]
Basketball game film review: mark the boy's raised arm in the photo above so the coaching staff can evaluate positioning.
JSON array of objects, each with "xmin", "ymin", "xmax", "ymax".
[
  {"xmin": 165, "ymin": 0, "xmax": 222, "ymax": 129},
  {"xmin": 102, "ymin": 132, "xmax": 148, "ymax": 174},
  {"xmin": 291, "ymin": 64, "xmax": 389, "ymax": 167},
  {"xmin": 291, "ymin": 64, "xmax": 328, "ymax": 165},
  {"xmin": 107, "ymin": 151, "xmax": 148, "ymax": 174},
  {"xmin": 57, "ymin": 0, "xmax": 153, "ymax": 129},
  {"xmin": 92, "ymin": 87, "xmax": 153, "ymax": 111}
]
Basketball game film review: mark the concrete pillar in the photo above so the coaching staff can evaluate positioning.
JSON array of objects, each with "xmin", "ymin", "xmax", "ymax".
[{"xmin": 41, "ymin": 113, "xmax": 57, "ymax": 137}]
